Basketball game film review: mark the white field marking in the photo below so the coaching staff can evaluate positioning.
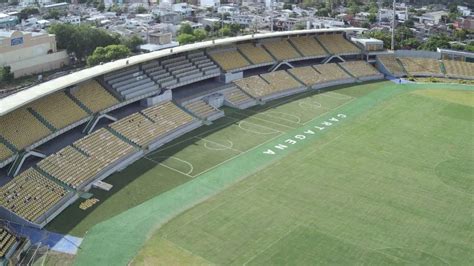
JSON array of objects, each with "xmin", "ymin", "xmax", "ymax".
[
  {"xmin": 243, "ymin": 225, "xmax": 301, "ymax": 265},
  {"xmin": 321, "ymin": 91, "xmax": 354, "ymax": 100},
  {"xmin": 232, "ymin": 112, "xmax": 298, "ymax": 130},
  {"xmin": 239, "ymin": 108, "xmax": 304, "ymax": 125},
  {"xmin": 146, "ymin": 118, "xmax": 240, "ymax": 156},
  {"xmin": 191, "ymin": 132, "xmax": 284, "ymax": 178},
  {"xmin": 238, "ymin": 121, "xmax": 282, "ymax": 135},
  {"xmin": 302, "ymin": 97, "xmax": 356, "ymax": 126},
  {"xmin": 298, "ymin": 100, "xmax": 322, "ymax": 110},
  {"xmin": 263, "ymin": 111, "xmax": 302, "ymax": 124},
  {"xmin": 375, "ymin": 247, "xmax": 450, "ymax": 265},
  {"xmin": 199, "ymin": 137, "xmax": 243, "ymax": 153},
  {"xmin": 144, "ymin": 156, "xmax": 194, "ymax": 177}
]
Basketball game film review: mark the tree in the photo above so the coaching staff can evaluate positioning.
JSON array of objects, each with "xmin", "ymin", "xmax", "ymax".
[
  {"xmin": 49, "ymin": 24, "xmax": 121, "ymax": 61},
  {"xmin": 177, "ymin": 33, "xmax": 196, "ymax": 44},
  {"xmin": 399, "ymin": 38, "xmax": 421, "ymax": 49},
  {"xmin": 121, "ymin": 35, "xmax": 145, "ymax": 52},
  {"xmin": 87, "ymin": 44, "xmax": 130, "ymax": 66},
  {"xmin": 18, "ymin": 7, "xmax": 39, "ymax": 20},
  {"xmin": 193, "ymin": 29, "xmax": 207, "ymax": 41},
  {"xmin": 97, "ymin": 2, "xmax": 105, "ymax": 12},
  {"xmin": 420, "ymin": 34, "xmax": 452, "ymax": 51},
  {"xmin": 454, "ymin": 29, "xmax": 467, "ymax": 41},
  {"xmin": 368, "ymin": 13, "xmax": 377, "ymax": 23},
  {"xmin": 316, "ymin": 8, "xmax": 329, "ymax": 17},
  {"xmin": 219, "ymin": 26, "xmax": 232, "ymax": 37},
  {"xmin": 44, "ymin": 9, "xmax": 66, "ymax": 20},
  {"xmin": 136, "ymin": 6, "xmax": 147, "ymax": 14},
  {"xmin": 283, "ymin": 3, "xmax": 292, "ymax": 10},
  {"xmin": 179, "ymin": 23, "xmax": 193, "ymax": 35},
  {"xmin": 0, "ymin": 66, "xmax": 14, "ymax": 83},
  {"xmin": 465, "ymin": 44, "xmax": 474, "ymax": 52}
]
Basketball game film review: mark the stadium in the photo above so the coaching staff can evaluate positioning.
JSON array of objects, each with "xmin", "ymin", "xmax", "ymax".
[{"xmin": 0, "ymin": 28, "xmax": 472, "ymax": 265}]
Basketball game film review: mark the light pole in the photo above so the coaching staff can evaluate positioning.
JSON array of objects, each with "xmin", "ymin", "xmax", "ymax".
[{"xmin": 391, "ymin": 0, "xmax": 396, "ymax": 50}]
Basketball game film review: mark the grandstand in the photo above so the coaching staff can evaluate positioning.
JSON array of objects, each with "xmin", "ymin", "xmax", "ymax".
[
  {"xmin": 37, "ymin": 146, "xmax": 102, "ymax": 189},
  {"xmin": 71, "ymin": 80, "xmax": 120, "ymax": 113},
  {"xmin": 208, "ymin": 49, "xmax": 251, "ymax": 71},
  {"xmin": 313, "ymin": 63, "xmax": 353, "ymax": 83},
  {"xmin": 73, "ymin": 128, "xmax": 137, "ymax": 169},
  {"xmin": 0, "ymin": 143, "xmax": 14, "ymax": 163},
  {"xmin": 262, "ymin": 39, "xmax": 302, "ymax": 61},
  {"xmin": 27, "ymin": 91, "xmax": 89, "ymax": 131},
  {"xmin": 260, "ymin": 70, "xmax": 303, "ymax": 92},
  {"xmin": 0, "ymin": 226, "xmax": 17, "ymax": 259},
  {"xmin": 288, "ymin": 66, "xmax": 325, "ymax": 87},
  {"xmin": 289, "ymin": 36, "xmax": 328, "ymax": 58},
  {"xmin": 233, "ymin": 76, "xmax": 275, "ymax": 99},
  {"xmin": 398, "ymin": 57, "xmax": 443, "ymax": 77},
  {"xmin": 339, "ymin": 61, "xmax": 383, "ymax": 81},
  {"xmin": 317, "ymin": 34, "xmax": 360, "ymax": 55},
  {"xmin": 104, "ymin": 66, "xmax": 158, "ymax": 100},
  {"xmin": 443, "ymin": 60, "xmax": 474, "ymax": 79},
  {"xmin": 182, "ymin": 99, "xmax": 223, "ymax": 121},
  {"xmin": 222, "ymin": 87, "xmax": 257, "ymax": 109},
  {"xmin": 0, "ymin": 168, "xmax": 70, "ymax": 223},
  {"xmin": 0, "ymin": 107, "xmax": 52, "ymax": 151},
  {"xmin": 377, "ymin": 55, "xmax": 406, "ymax": 77},
  {"xmin": 237, "ymin": 43, "xmax": 275, "ymax": 66}
]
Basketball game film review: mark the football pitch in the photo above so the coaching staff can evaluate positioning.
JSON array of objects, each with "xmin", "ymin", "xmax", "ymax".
[{"xmin": 54, "ymin": 81, "xmax": 473, "ymax": 265}]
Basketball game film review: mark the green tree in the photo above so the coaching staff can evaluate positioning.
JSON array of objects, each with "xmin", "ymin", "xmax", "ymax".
[
  {"xmin": 121, "ymin": 35, "xmax": 145, "ymax": 52},
  {"xmin": 0, "ymin": 66, "xmax": 14, "ymax": 82},
  {"xmin": 465, "ymin": 44, "xmax": 474, "ymax": 52},
  {"xmin": 454, "ymin": 29, "xmax": 467, "ymax": 41},
  {"xmin": 136, "ymin": 6, "xmax": 147, "ymax": 14},
  {"xmin": 219, "ymin": 26, "xmax": 232, "ymax": 37},
  {"xmin": 179, "ymin": 23, "xmax": 194, "ymax": 35},
  {"xmin": 87, "ymin": 44, "xmax": 130, "ymax": 66},
  {"xmin": 316, "ymin": 8, "xmax": 329, "ymax": 17},
  {"xmin": 420, "ymin": 34, "xmax": 453, "ymax": 51},
  {"xmin": 399, "ymin": 38, "xmax": 421, "ymax": 49},
  {"xmin": 18, "ymin": 7, "xmax": 40, "ymax": 20},
  {"xmin": 49, "ymin": 24, "xmax": 121, "ymax": 61},
  {"xmin": 97, "ymin": 2, "xmax": 105, "ymax": 12},
  {"xmin": 177, "ymin": 33, "xmax": 196, "ymax": 44},
  {"xmin": 368, "ymin": 13, "xmax": 377, "ymax": 23},
  {"xmin": 193, "ymin": 29, "xmax": 207, "ymax": 41}
]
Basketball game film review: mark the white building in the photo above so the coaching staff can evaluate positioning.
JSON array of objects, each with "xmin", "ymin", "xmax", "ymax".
[
  {"xmin": 457, "ymin": 6, "xmax": 471, "ymax": 17},
  {"xmin": 200, "ymin": 0, "xmax": 220, "ymax": 8},
  {"xmin": 217, "ymin": 5, "xmax": 239, "ymax": 15}
]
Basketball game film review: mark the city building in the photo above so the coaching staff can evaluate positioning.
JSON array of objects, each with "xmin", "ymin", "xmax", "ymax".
[{"xmin": 0, "ymin": 30, "xmax": 69, "ymax": 78}]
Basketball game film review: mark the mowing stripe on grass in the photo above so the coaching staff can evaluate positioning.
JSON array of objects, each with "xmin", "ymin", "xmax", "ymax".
[{"xmin": 74, "ymin": 82, "xmax": 472, "ymax": 266}]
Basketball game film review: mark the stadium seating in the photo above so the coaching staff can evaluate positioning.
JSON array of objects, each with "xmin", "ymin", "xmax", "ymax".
[
  {"xmin": 377, "ymin": 55, "xmax": 406, "ymax": 76},
  {"xmin": 260, "ymin": 70, "xmax": 303, "ymax": 91},
  {"xmin": 317, "ymin": 34, "xmax": 360, "ymax": 55},
  {"xmin": 313, "ymin": 63, "xmax": 351, "ymax": 82},
  {"xmin": 28, "ymin": 91, "xmax": 89, "ymax": 130},
  {"xmin": 262, "ymin": 39, "xmax": 301, "ymax": 61},
  {"xmin": 37, "ymin": 146, "xmax": 102, "ymax": 189},
  {"xmin": 237, "ymin": 43, "xmax": 275, "ymax": 65},
  {"xmin": 0, "ymin": 107, "xmax": 52, "ymax": 151},
  {"xmin": 339, "ymin": 61, "xmax": 380, "ymax": 78},
  {"xmin": 223, "ymin": 87, "xmax": 255, "ymax": 105},
  {"xmin": 143, "ymin": 53, "xmax": 220, "ymax": 89},
  {"xmin": 289, "ymin": 36, "xmax": 328, "ymax": 58},
  {"xmin": 183, "ymin": 99, "xmax": 220, "ymax": 119},
  {"xmin": 288, "ymin": 66, "xmax": 325, "ymax": 87},
  {"xmin": 0, "ymin": 226, "xmax": 17, "ymax": 258},
  {"xmin": 140, "ymin": 102, "xmax": 195, "ymax": 135},
  {"xmin": 234, "ymin": 76, "xmax": 275, "ymax": 98},
  {"xmin": 0, "ymin": 168, "xmax": 69, "ymax": 222},
  {"xmin": 443, "ymin": 60, "xmax": 474, "ymax": 79},
  {"xmin": 74, "ymin": 128, "xmax": 136, "ymax": 168},
  {"xmin": 0, "ymin": 143, "xmax": 14, "ymax": 162},
  {"xmin": 399, "ymin": 58, "xmax": 443, "ymax": 76},
  {"xmin": 104, "ymin": 66, "xmax": 158, "ymax": 100},
  {"xmin": 209, "ymin": 50, "xmax": 251, "ymax": 71},
  {"xmin": 109, "ymin": 112, "xmax": 165, "ymax": 148},
  {"xmin": 72, "ymin": 80, "xmax": 120, "ymax": 113}
]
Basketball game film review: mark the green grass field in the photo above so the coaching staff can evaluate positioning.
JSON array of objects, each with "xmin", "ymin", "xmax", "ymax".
[{"xmin": 47, "ymin": 81, "xmax": 473, "ymax": 265}]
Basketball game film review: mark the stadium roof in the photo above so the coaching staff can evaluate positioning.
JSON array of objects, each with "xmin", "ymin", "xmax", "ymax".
[{"xmin": 0, "ymin": 27, "xmax": 363, "ymax": 116}]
